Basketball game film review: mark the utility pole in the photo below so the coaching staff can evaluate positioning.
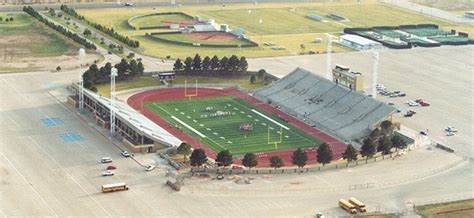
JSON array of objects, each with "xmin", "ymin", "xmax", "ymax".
[
  {"xmin": 326, "ymin": 34, "xmax": 332, "ymax": 80},
  {"xmin": 78, "ymin": 48, "xmax": 85, "ymax": 112},
  {"xmin": 110, "ymin": 67, "xmax": 118, "ymax": 137},
  {"xmin": 372, "ymin": 50, "xmax": 379, "ymax": 99}
]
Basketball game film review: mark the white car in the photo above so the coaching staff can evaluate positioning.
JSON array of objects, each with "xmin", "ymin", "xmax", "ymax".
[
  {"xmin": 100, "ymin": 157, "xmax": 112, "ymax": 163},
  {"xmin": 102, "ymin": 170, "xmax": 114, "ymax": 176},
  {"xmin": 445, "ymin": 126, "xmax": 458, "ymax": 132},
  {"xmin": 121, "ymin": 150, "xmax": 131, "ymax": 157},
  {"xmin": 446, "ymin": 131, "xmax": 456, "ymax": 136},
  {"xmin": 407, "ymin": 101, "xmax": 419, "ymax": 107},
  {"xmin": 124, "ymin": 2, "xmax": 133, "ymax": 6},
  {"xmin": 145, "ymin": 165, "xmax": 155, "ymax": 171}
]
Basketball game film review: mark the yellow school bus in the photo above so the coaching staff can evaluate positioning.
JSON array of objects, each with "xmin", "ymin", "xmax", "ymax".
[
  {"xmin": 338, "ymin": 199, "xmax": 357, "ymax": 214},
  {"xmin": 349, "ymin": 197, "xmax": 367, "ymax": 212},
  {"xmin": 101, "ymin": 182, "xmax": 129, "ymax": 193}
]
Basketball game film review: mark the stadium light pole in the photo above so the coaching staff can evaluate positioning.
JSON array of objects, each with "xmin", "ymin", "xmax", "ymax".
[
  {"xmin": 78, "ymin": 48, "xmax": 85, "ymax": 112},
  {"xmin": 325, "ymin": 34, "xmax": 332, "ymax": 80},
  {"xmin": 110, "ymin": 67, "xmax": 118, "ymax": 137},
  {"xmin": 259, "ymin": 19, "xmax": 263, "ymax": 49},
  {"xmin": 372, "ymin": 50, "xmax": 379, "ymax": 99}
]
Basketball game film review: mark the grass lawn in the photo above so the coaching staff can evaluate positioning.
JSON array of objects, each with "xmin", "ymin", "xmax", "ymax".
[
  {"xmin": 95, "ymin": 74, "xmax": 268, "ymax": 96},
  {"xmin": 199, "ymin": 8, "xmax": 341, "ymax": 35},
  {"xmin": 0, "ymin": 12, "xmax": 74, "ymax": 58},
  {"xmin": 130, "ymin": 13, "xmax": 193, "ymax": 28},
  {"xmin": 78, "ymin": 1, "xmax": 473, "ymax": 58},
  {"xmin": 145, "ymin": 96, "xmax": 321, "ymax": 155},
  {"xmin": 416, "ymin": 199, "xmax": 474, "ymax": 218}
]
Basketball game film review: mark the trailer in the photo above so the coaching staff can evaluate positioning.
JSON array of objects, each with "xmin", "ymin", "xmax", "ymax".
[
  {"xmin": 349, "ymin": 197, "xmax": 367, "ymax": 212},
  {"xmin": 338, "ymin": 199, "xmax": 357, "ymax": 214}
]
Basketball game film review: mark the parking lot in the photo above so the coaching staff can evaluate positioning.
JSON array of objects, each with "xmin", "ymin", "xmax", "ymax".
[{"xmin": 248, "ymin": 45, "xmax": 473, "ymax": 158}]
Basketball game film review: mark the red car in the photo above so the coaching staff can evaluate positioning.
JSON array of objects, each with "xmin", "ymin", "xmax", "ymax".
[
  {"xmin": 419, "ymin": 101, "xmax": 430, "ymax": 107},
  {"xmin": 106, "ymin": 165, "xmax": 117, "ymax": 170}
]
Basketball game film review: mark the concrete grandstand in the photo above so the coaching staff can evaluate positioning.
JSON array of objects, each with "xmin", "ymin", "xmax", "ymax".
[{"xmin": 254, "ymin": 68, "xmax": 396, "ymax": 141}]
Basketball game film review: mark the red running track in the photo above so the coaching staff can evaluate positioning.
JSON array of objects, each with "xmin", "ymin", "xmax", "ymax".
[{"xmin": 127, "ymin": 87, "xmax": 347, "ymax": 167}]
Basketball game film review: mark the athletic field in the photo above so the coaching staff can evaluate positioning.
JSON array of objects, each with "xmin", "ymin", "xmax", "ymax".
[{"xmin": 144, "ymin": 96, "xmax": 322, "ymax": 155}]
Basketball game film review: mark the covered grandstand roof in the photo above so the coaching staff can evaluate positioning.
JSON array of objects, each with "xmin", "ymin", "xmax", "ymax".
[
  {"xmin": 254, "ymin": 68, "xmax": 396, "ymax": 141},
  {"xmin": 83, "ymin": 88, "xmax": 182, "ymax": 147},
  {"xmin": 340, "ymin": 34, "xmax": 382, "ymax": 46}
]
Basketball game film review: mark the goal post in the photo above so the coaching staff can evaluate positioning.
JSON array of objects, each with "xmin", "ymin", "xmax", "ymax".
[
  {"xmin": 184, "ymin": 79, "xmax": 198, "ymax": 99},
  {"xmin": 268, "ymin": 126, "xmax": 283, "ymax": 150}
]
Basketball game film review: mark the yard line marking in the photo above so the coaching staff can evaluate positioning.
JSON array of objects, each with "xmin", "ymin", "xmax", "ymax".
[
  {"xmin": 171, "ymin": 116, "xmax": 206, "ymax": 138},
  {"xmin": 251, "ymin": 109, "xmax": 289, "ymax": 130}
]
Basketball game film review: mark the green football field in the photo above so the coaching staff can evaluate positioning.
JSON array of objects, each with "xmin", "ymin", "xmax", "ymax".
[{"xmin": 144, "ymin": 96, "xmax": 322, "ymax": 155}]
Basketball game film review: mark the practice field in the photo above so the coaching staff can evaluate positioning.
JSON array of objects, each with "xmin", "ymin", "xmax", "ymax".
[
  {"xmin": 145, "ymin": 96, "xmax": 322, "ymax": 155},
  {"xmin": 129, "ymin": 13, "xmax": 196, "ymax": 29}
]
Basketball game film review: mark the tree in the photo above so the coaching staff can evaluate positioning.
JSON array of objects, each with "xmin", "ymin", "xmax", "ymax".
[
  {"xmin": 219, "ymin": 56, "xmax": 229, "ymax": 72},
  {"xmin": 377, "ymin": 135, "xmax": 393, "ymax": 155},
  {"xmin": 210, "ymin": 55, "xmax": 219, "ymax": 71},
  {"xmin": 129, "ymin": 59, "xmax": 139, "ymax": 77},
  {"xmin": 241, "ymin": 153, "xmax": 258, "ymax": 169},
  {"xmin": 177, "ymin": 142, "xmax": 192, "ymax": 161},
  {"xmin": 291, "ymin": 148, "xmax": 308, "ymax": 168},
  {"xmin": 370, "ymin": 128, "xmax": 382, "ymax": 140},
  {"xmin": 228, "ymin": 55, "xmax": 240, "ymax": 73},
  {"xmin": 184, "ymin": 57, "xmax": 193, "ymax": 72},
  {"xmin": 56, "ymin": 66, "xmax": 61, "ymax": 71},
  {"xmin": 361, "ymin": 138, "xmax": 376, "ymax": 160},
  {"xmin": 257, "ymin": 69, "xmax": 266, "ymax": 79},
  {"xmin": 270, "ymin": 156, "xmax": 284, "ymax": 169},
  {"xmin": 137, "ymin": 61, "xmax": 144, "ymax": 75},
  {"xmin": 239, "ymin": 56, "xmax": 248, "ymax": 72},
  {"xmin": 380, "ymin": 120, "xmax": 394, "ymax": 136},
  {"xmin": 391, "ymin": 135, "xmax": 407, "ymax": 151},
  {"xmin": 173, "ymin": 58, "xmax": 183, "ymax": 71},
  {"xmin": 215, "ymin": 150, "xmax": 233, "ymax": 167},
  {"xmin": 342, "ymin": 144, "xmax": 358, "ymax": 163},
  {"xmin": 83, "ymin": 28, "xmax": 92, "ymax": 36},
  {"xmin": 190, "ymin": 149, "xmax": 207, "ymax": 167},
  {"xmin": 202, "ymin": 56, "xmax": 211, "ymax": 71},
  {"xmin": 250, "ymin": 75, "xmax": 256, "ymax": 84},
  {"xmin": 127, "ymin": 52, "xmax": 135, "ymax": 59},
  {"xmin": 192, "ymin": 54, "xmax": 202, "ymax": 71},
  {"xmin": 316, "ymin": 143, "xmax": 333, "ymax": 166},
  {"xmin": 0, "ymin": 17, "xmax": 3, "ymax": 22}
]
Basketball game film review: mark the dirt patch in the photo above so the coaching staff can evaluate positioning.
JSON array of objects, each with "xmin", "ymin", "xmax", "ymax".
[
  {"xmin": 189, "ymin": 32, "xmax": 238, "ymax": 42},
  {"xmin": 0, "ymin": 53, "xmax": 102, "ymax": 73},
  {"xmin": 161, "ymin": 19, "xmax": 198, "ymax": 26}
]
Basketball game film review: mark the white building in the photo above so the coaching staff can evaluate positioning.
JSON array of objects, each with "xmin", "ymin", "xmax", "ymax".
[{"xmin": 339, "ymin": 34, "xmax": 383, "ymax": 50}]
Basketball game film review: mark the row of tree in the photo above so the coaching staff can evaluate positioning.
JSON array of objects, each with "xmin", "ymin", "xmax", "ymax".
[
  {"xmin": 23, "ymin": 6, "xmax": 96, "ymax": 50},
  {"xmin": 177, "ymin": 142, "xmax": 335, "ymax": 169},
  {"xmin": 60, "ymin": 4, "xmax": 140, "ymax": 48},
  {"xmin": 0, "ymin": 17, "xmax": 14, "ymax": 22},
  {"xmin": 359, "ymin": 120, "xmax": 407, "ymax": 159},
  {"xmin": 83, "ymin": 58, "xmax": 144, "ymax": 91},
  {"xmin": 173, "ymin": 54, "xmax": 249, "ymax": 75}
]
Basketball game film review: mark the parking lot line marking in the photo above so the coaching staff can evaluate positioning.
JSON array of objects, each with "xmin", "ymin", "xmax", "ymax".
[
  {"xmin": 27, "ymin": 136, "xmax": 112, "ymax": 217},
  {"xmin": 0, "ymin": 152, "xmax": 58, "ymax": 217}
]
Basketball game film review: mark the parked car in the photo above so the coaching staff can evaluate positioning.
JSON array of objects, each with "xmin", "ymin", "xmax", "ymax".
[
  {"xmin": 388, "ymin": 102, "xmax": 395, "ymax": 106},
  {"xmin": 393, "ymin": 90, "xmax": 401, "ymax": 94},
  {"xmin": 419, "ymin": 101, "xmax": 430, "ymax": 107},
  {"xmin": 124, "ymin": 2, "xmax": 133, "ymax": 6},
  {"xmin": 102, "ymin": 170, "xmax": 114, "ymax": 176},
  {"xmin": 398, "ymin": 93, "xmax": 406, "ymax": 97},
  {"xmin": 100, "ymin": 157, "xmax": 112, "ymax": 163},
  {"xmin": 389, "ymin": 93, "xmax": 398, "ymax": 98},
  {"xmin": 216, "ymin": 174, "xmax": 224, "ymax": 180},
  {"xmin": 407, "ymin": 101, "xmax": 419, "ymax": 107},
  {"xmin": 145, "ymin": 165, "xmax": 155, "ymax": 171},
  {"xmin": 232, "ymin": 165, "xmax": 243, "ymax": 170},
  {"xmin": 404, "ymin": 110, "xmax": 416, "ymax": 117},
  {"xmin": 446, "ymin": 131, "xmax": 456, "ymax": 136},
  {"xmin": 445, "ymin": 126, "xmax": 458, "ymax": 132},
  {"xmin": 420, "ymin": 130, "xmax": 428, "ymax": 136},
  {"xmin": 121, "ymin": 150, "xmax": 131, "ymax": 157},
  {"xmin": 106, "ymin": 165, "xmax": 117, "ymax": 170}
]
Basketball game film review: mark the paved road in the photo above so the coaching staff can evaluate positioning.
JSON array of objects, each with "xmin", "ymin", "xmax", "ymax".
[{"xmin": 383, "ymin": 0, "xmax": 474, "ymax": 23}]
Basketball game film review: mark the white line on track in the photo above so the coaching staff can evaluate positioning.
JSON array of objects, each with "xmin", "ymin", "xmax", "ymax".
[{"xmin": 0, "ymin": 152, "xmax": 58, "ymax": 217}]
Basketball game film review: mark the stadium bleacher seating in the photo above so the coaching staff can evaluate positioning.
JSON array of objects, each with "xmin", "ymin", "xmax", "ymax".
[{"xmin": 255, "ymin": 68, "xmax": 396, "ymax": 141}]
